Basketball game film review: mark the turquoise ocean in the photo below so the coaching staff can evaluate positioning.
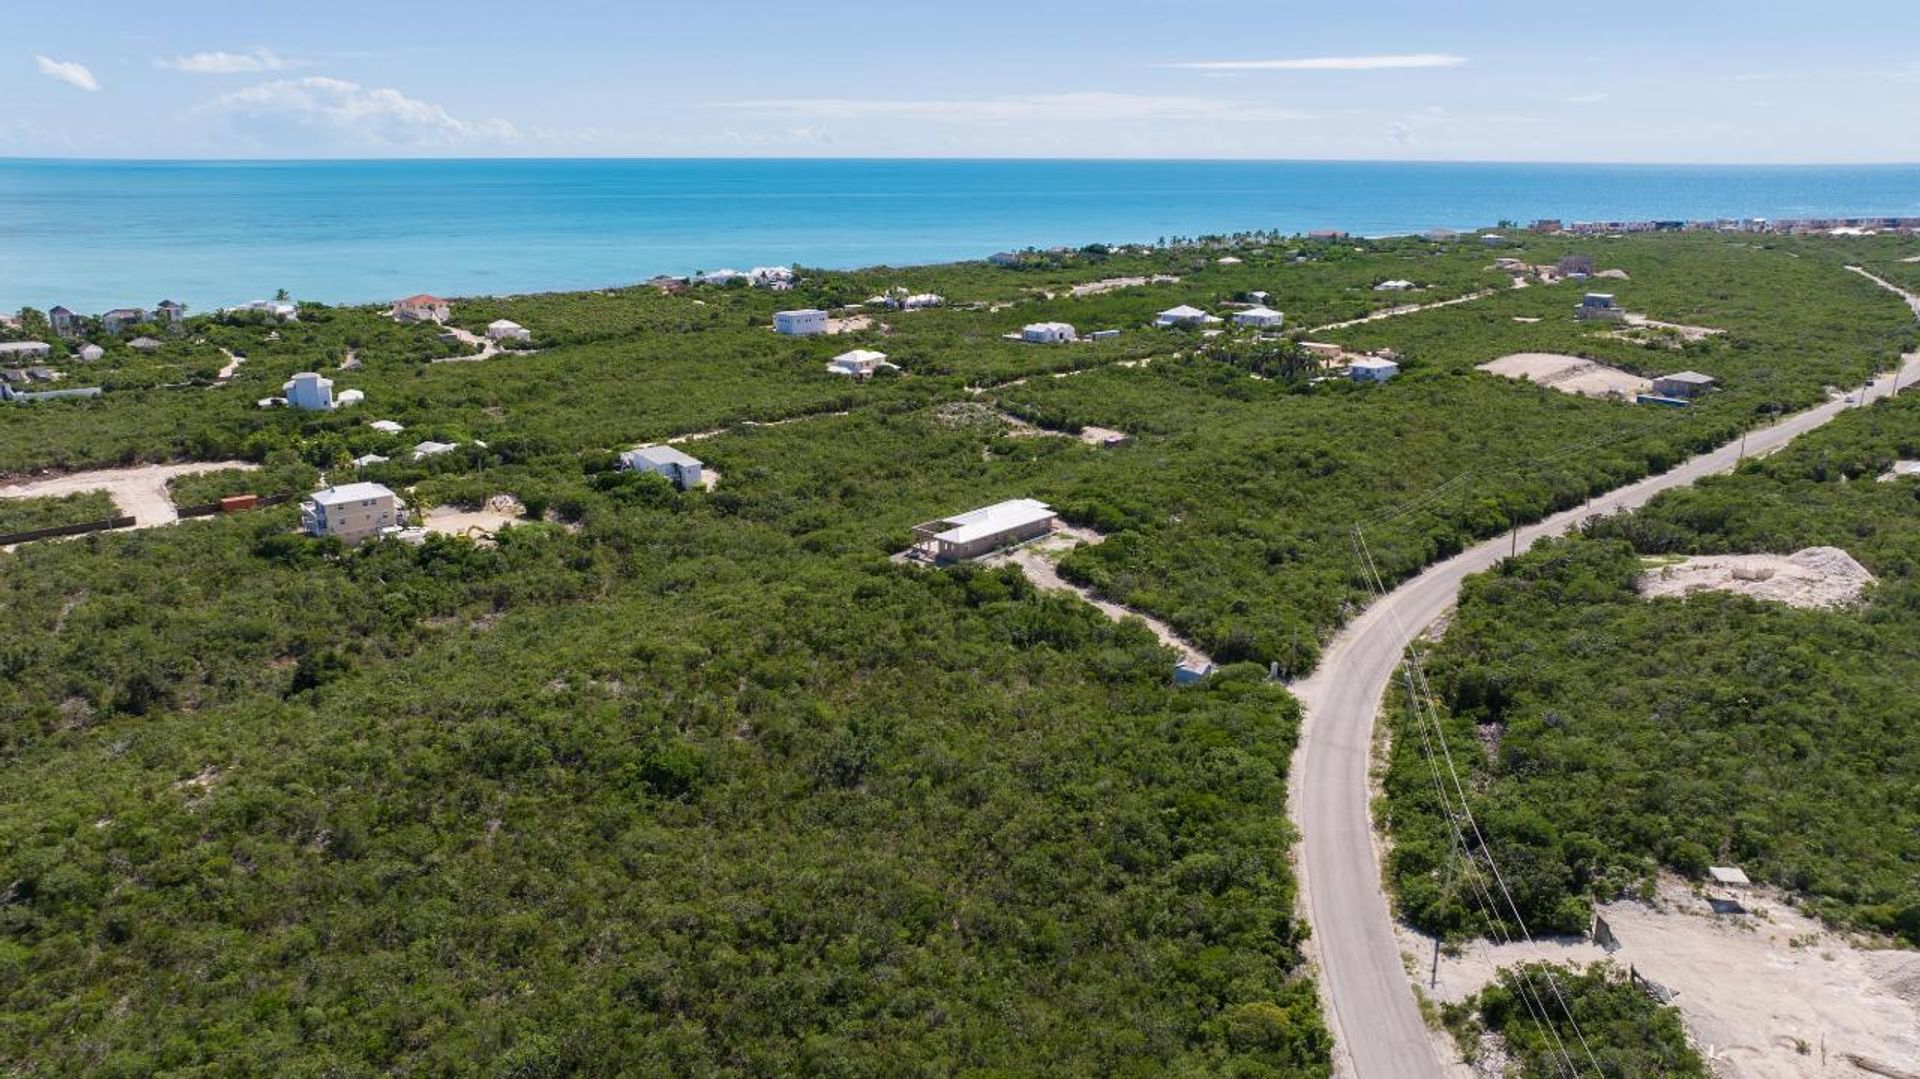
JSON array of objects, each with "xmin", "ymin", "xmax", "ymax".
[{"xmin": 3, "ymin": 158, "xmax": 1917, "ymax": 312}]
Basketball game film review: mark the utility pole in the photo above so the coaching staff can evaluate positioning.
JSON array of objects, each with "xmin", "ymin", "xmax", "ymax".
[{"xmin": 1738, "ymin": 424, "xmax": 1748, "ymax": 461}]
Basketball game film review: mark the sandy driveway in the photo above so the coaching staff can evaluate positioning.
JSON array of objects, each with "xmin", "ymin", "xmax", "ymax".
[
  {"xmin": 984, "ymin": 527, "xmax": 1214, "ymax": 669},
  {"xmin": 0, "ymin": 461, "xmax": 259, "ymax": 529},
  {"xmin": 1308, "ymin": 288, "xmax": 1497, "ymax": 334}
]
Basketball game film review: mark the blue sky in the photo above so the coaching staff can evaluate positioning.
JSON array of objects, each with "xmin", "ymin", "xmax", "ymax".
[{"xmin": 8, "ymin": 0, "xmax": 1919, "ymax": 162}]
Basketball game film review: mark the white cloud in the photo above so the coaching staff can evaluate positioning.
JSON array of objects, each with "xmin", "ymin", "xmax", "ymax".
[
  {"xmin": 205, "ymin": 76, "xmax": 518, "ymax": 148},
  {"xmin": 1564, "ymin": 92, "xmax": 1610, "ymax": 104},
  {"xmin": 712, "ymin": 92, "xmax": 1306, "ymax": 123},
  {"xmin": 1160, "ymin": 53, "xmax": 1468, "ymax": 72},
  {"xmin": 35, "ymin": 55, "xmax": 99, "ymax": 92},
  {"xmin": 160, "ymin": 48, "xmax": 295, "ymax": 75}
]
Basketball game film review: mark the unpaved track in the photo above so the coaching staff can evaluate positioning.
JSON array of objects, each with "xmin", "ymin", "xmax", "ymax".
[
  {"xmin": 1290, "ymin": 344, "xmax": 1920, "ymax": 1078},
  {"xmin": 0, "ymin": 461, "xmax": 258, "ymax": 528}
]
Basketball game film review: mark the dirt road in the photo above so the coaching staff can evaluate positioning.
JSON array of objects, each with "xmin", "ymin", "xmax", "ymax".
[
  {"xmin": 0, "ymin": 461, "xmax": 259, "ymax": 528},
  {"xmin": 1289, "ymin": 346, "xmax": 1920, "ymax": 1078}
]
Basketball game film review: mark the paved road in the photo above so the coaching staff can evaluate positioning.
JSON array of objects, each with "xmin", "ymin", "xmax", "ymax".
[{"xmin": 1288, "ymin": 343, "xmax": 1920, "ymax": 1077}]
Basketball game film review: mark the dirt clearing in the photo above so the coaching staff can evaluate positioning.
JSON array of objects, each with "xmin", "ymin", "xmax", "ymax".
[
  {"xmin": 1406, "ymin": 875, "xmax": 1920, "ymax": 1079},
  {"xmin": 1478, "ymin": 352, "xmax": 1651, "ymax": 399},
  {"xmin": 1068, "ymin": 274, "xmax": 1179, "ymax": 297},
  {"xmin": 0, "ymin": 461, "xmax": 259, "ymax": 529},
  {"xmin": 423, "ymin": 494, "xmax": 525, "ymax": 540},
  {"xmin": 1637, "ymin": 546, "xmax": 1875, "ymax": 608}
]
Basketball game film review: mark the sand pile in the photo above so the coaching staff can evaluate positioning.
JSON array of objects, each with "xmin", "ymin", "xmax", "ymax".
[
  {"xmin": 1477, "ymin": 352, "xmax": 1651, "ymax": 399},
  {"xmin": 1638, "ymin": 547, "xmax": 1875, "ymax": 609},
  {"xmin": 1877, "ymin": 460, "xmax": 1920, "ymax": 482}
]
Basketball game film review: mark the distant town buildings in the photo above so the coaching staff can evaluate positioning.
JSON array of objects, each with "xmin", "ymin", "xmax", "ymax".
[
  {"xmin": 773, "ymin": 309, "xmax": 828, "ymax": 336},
  {"xmin": 301, "ymin": 482, "xmax": 400, "ymax": 545},
  {"xmin": 619, "ymin": 444, "xmax": 705, "ymax": 490},
  {"xmin": 1021, "ymin": 321, "xmax": 1078, "ymax": 343},
  {"xmin": 826, "ymin": 349, "xmax": 898, "ymax": 377}
]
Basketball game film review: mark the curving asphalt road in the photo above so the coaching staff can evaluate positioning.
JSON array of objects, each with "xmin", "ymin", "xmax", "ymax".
[{"xmin": 1288, "ymin": 338, "xmax": 1920, "ymax": 1073}]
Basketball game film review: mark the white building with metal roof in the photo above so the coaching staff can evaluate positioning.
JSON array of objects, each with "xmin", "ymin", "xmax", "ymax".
[{"xmin": 910, "ymin": 498, "xmax": 1057, "ymax": 562}]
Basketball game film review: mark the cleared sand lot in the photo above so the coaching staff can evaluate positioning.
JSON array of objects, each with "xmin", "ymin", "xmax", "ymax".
[
  {"xmin": 423, "ymin": 494, "xmax": 525, "ymax": 539},
  {"xmin": 0, "ymin": 461, "xmax": 259, "ymax": 528},
  {"xmin": 1405, "ymin": 876, "xmax": 1920, "ymax": 1079},
  {"xmin": 1879, "ymin": 460, "xmax": 1920, "ymax": 481},
  {"xmin": 1477, "ymin": 352, "xmax": 1651, "ymax": 398},
  {"xmin": 1067, "ymin": 273, "xmax": 1179, "ymax": 297},
  {"xmin": 1637, "ymin": 546, "xmax": 1875, "ymax": 608}
]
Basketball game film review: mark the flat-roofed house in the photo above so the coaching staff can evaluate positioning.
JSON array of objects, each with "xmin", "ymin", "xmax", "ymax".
[
  {"xmin": 1374, "ymin": 279, "xmax": 1415, "ymax": 291},
  {"xmin": 826, "ymin": 349, "xmax": 898, "ymax": 377},
  {"xmin": 910, "ymin": 498, "xmax": 1057, "ymax": 562},
  {"xmin": 1574, "ymin": 292, "xmax": 1627, "ymax": 322},
  {"xmin": 284, "ymin": 371, "xmax": 335, "ymax": 410},
  {"xmin": 301, "ymin": 482, "xmax": 399, "ymax": 544},
  {"xmin": 1652, "ymin": 371, "xmax": 1717, "ymax": 399},
  {"xmin": 486, "ymin": 319, "xmax": 531, "ymax": 342},
  {"xmin": 1021, "ymin": 321, "xmax": 1078, "ymax": 343},
  {"xmin": 619, "ymin": 444, "xmax": 705, "ymax": 490},
  {"xmin": 774, "ymin": 308, "xmax": 828, "ymax": 336},
  {"xmin": 393, "ymin": 294, "xmax": 451, "ymax": 323},
  {"xmin": 1232, "ymin": 306, "xmax": 1284, "ymax": 328},
  {"xmin": 1348, "ymin": 356, "xmax": 1400, "ymax": 383},
  {"xmin": 0, "ymin": 341, "xmax": 53, "ymax": 361}
]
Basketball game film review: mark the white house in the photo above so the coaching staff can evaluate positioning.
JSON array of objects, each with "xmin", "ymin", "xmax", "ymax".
[
  {"xmin": 1374, "ymin": 279, "xmax": 1416, "ymax": 292},
  {"xmin": 368, "ymin": 419, "xmax": 405, "ymax": 434},
  {"xmin": 774, "ymin": 309, "xmax": 828, "ymax": 336},
  {"xmin": 226, "ymin": 299, "xmax": 299, "ymax": 321},
  {"xmin": 47, "ymin": 306, "xmax": 78, "ymax": 337},
  {"xmin": 619, "ymin": 444, "xmax": 705, "ymax": 490},
  {"xmin": 392, "ymin": 294, "xmax": 450, "ymax": 323},
  {"xmin": 1232, "ymin": 306, "xmax": 1284, "ymax": 329},
  {"xmin": 155, "ymin": 300, "xmax": 187, "ymax": 324},
  {"xmin": 1480, "ymin": 234, "xmax": 1508, "ymax": 247},
  {"xmin": 128, "ymin": 336, "xmax": 163, "ymax": 353},
  {"xmin": 352, "ymin": 453, "xmax": 390, "ymax": 468},
  {"xmin": 0, "ymin": 341, "xmax": 52, "ymax": 361},
  {"xmin": 909, "ymin": 498, "xmax": 1057, "ymax": 562},
  {"xmin": 694, "ymin": 268, "xmax": 750, "ymax": 285},
  {"xmin": 411, "ymin": 440, "xmax": 458, "ymax": 461},
  {"xmin": 1021, "ymin": 322, "xmax": 1077, "ymax": 344},
  {"xmin": 336, "ymin": 388, "xmax": 364, "ymax": 408},
  {"xmin": 749, "ymin": 266, "xmax": 796, "ymax": 288},
  {"xmin": 1652, "ymin": 371, "xmax": 1717, "ymax": 399},
  {"xmin": 300, "ymin": 482, "xmax": 399, "ymax": 545},
  {"xmin": 1349, "ymin": 356, "xmax": 1400, "ymax": 383},
  {"xmin": 1155, "ymin": 305, "xmax": 1220, "ymax": 328},
  {"xmin": 101, "ymin": 308, "xmax": 147, "ymax": 333},
  {"xmin": 486, "ymin": 319, "xmax": 531, "ymax": 342},
  {"xmin": 77, "ymin": 343, "xmax": 104, "ymax": 361},
  {"xmin": 827, "ymin": 349, "xmax": 898, "ymax": 377},
  {"xmin": 284, "ymin": 372, "xmax": 335, "ymax": 410}
]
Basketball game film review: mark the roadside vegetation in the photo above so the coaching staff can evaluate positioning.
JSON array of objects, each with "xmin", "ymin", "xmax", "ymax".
[
  {"xmin": 1385, "ymin": 391, "xmax": 1920, "ymax": 946},
  {"xmin": 0, "ymin": 490, "xmax": 118, "ymax": 534},
  {"xmin": 1442, "ymin": 962, "xmax": 1707, "ymax": 1078}
]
